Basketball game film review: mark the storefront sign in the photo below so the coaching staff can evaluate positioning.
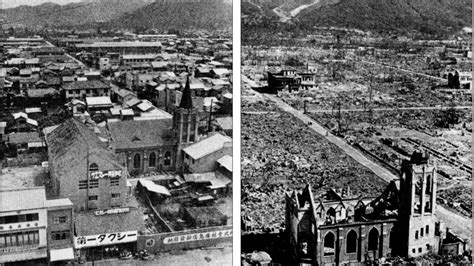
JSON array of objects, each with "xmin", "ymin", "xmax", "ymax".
[
  {"xmin": 94, "ymin": 207, "xmax": 130, "ymax": 216},
  {"xmin": 163, "ymin": 229, "xmax": 232, "ymax": 244},
  {"xmin": 0, "ymin": 245, "xmax": 39, "ymax": 253},
  {"xmin": 89, "ymin": 170, "xmax": 121, "ymax": 180},
  {"xmin": 74, "ymin": 231, "xmax": 137, "ymax": 249}
]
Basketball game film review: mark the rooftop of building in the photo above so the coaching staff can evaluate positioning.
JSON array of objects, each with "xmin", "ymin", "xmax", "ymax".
[
  {"xmin": 74, "ymin": 207, "xmax": 145, "ymax": 236},
  {"xmin": 76, "ymin": 41, "xmax": 162, "ymax": 48},
  {"xmin": 182, "ymin": 133, "xmax": 232, "ymax": 160},
  {"xmin": 7, "ymin": 132, "xmax": 43, "ymax": 144},
  {"xmin": 0, "ymin": 187, "xmax": 72, "ymax": 212},
  {"xmin": 107, "ymin": 119, "xmax": 175, "ymax": 150},
  {"xmin": 46, "ymin": 118, "xmax": 123, "ymax": 179},
  {"xmin": 63, "ymin": 80, "xmax": 110, "ymax": 91}
]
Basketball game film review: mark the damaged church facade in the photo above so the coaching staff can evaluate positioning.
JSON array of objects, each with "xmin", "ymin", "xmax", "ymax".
[{"xmin": 285, "ymin": 152, "xmax": 453, "ymax": 265}]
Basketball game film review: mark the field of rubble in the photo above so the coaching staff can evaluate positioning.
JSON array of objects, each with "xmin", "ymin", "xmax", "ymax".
[
  {"xmin": 241, "ymin": 101, "xmax": 387, "ymax": 233},
  {"xmin": 281, "ymin": 79, "xmax": 471, "ymax": 112},
  {"xmin": 309, "ymin": 107, "xmax": 472, "ymax": 218}
]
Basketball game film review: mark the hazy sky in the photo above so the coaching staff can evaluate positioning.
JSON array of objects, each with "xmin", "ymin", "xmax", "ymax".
[{"xmin": 1, "ymin": 0, "xmax": 83, "ymax": 9}]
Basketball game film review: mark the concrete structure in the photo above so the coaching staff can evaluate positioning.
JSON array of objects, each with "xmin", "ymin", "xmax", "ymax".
[
  {"xmin": 0, "ymin": 187, "xmax": 74, "ymax": 265},
  {"xmin": 285, "ymin": 152, "xmax": 444, "ymax": 265},
  {"xmin": 45, "ymin": 118, "xmax": 143, "ymax": 262},
  {"xmin": 46, "ymin": 118, "xmax": 128, "ymax": 212},
  {"xmin": 267, "ymin": 70, "xmax": 302, "ymax": 93}
]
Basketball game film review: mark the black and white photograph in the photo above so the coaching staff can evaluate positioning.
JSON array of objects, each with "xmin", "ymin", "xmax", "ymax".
[
  {"xmin": 241, "ymin": 0, "xmax": 472, "ymax": 265},
  {"xmin": 0, "ymin": 0, "xmax": 473, "ymax": 265},
  {"xmin": 0, "ymin": 0, "xmax": 233, "ymax": 265}
]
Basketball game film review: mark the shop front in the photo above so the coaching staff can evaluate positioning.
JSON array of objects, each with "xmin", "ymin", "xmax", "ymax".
[
  {"xmin": 74, "ymin": 231, "xmax": 138, "ymax": 262},
  {"xmin": 49, "ymin": 247, "xmax": 75, "ymax": 266},
  {"xmin": 0, "ymin": 246, "xmax": 48, "ymax": 266}
]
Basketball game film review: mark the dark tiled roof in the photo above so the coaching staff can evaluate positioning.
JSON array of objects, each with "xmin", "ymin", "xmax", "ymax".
[
  {"xmin": 108, "ymin": 119, "xmax": 175, "ymax": 150},
  {"xmin": 63, "ymin": 80, "xmax": 110, "ymax": 91},
  {"xmin": 74, "ymin": 208, "xmax": 144, "ymax": 236},
  {"xmin": 8, "ymin": 132, "xmax": 42, "ymax": 144},
  {"xmin": 46, "ymin": 118, "xmax": 122, "ymax": 179}
]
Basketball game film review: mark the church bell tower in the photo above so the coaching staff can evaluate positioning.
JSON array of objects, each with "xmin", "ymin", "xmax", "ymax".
[
  {"xmin": 398, "ymin": 151, "xmax": 441, "ymax": 258},
  {"xmin": 173, "ymin": 76, "xmax": 199, "ymax": 171}
]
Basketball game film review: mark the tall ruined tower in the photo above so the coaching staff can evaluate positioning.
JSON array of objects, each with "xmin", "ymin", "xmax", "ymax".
[
  {"xmin": 398, "ymin": 151, "xmax": 441, "ymax": 258},
  {"xmin": 173, "ymin": 77, "xmax": 199, "ymax": 171}
]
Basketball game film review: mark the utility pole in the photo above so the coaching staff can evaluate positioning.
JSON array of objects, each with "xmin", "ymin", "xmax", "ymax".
[
  {"xmin": 337, "ymin": 101, "xmax": 342, "ymax": 135},
  {"xmin": 207, "ymin": 98, "xmax": 213, "ymax": 133},
  {"xmin": 368, "ymin": 72, "xmax": 374, "ymax": 123}
]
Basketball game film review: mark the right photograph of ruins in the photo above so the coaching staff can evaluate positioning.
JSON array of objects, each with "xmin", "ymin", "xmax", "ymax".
[{"xmin": 240, "ymin": 0, "xmax": 472, "ymax": 265}]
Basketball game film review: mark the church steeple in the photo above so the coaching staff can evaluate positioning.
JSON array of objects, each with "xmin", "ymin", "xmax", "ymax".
[{"xmin": 179, "ymin": 76, "xmax": 193, "ymax": 109}]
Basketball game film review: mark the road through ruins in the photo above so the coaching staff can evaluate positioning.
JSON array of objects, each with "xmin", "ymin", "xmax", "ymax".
[{"xmin": 265, "ymin": 93, "xmax": 472, "ymax": 242}]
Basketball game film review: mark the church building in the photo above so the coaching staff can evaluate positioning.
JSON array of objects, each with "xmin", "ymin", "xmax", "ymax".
[
  {"xmin": 285, "ymin": 151, "xmax": 445, "ymax": 265},
  {"xmin": 107, "ymin": 76, "xmax": 202, "ymax": 175}
]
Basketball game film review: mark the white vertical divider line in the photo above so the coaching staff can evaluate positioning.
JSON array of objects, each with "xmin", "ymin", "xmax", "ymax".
[
  {"xmin": 232, "ymin": 0, "xmax": 242, "ymax": 264},
  {"xmin": 471, "ymin": 0, "xmax": 473, "ymax": 250}
]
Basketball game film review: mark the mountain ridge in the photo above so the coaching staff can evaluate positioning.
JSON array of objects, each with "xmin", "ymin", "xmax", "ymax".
[
  {"xmin": 243, "ymin": 0, "xmax": 472, "ymax": 38},
  {"xmin": 1, "ymin": 0, "xmax": 232, "ymax": 30}
]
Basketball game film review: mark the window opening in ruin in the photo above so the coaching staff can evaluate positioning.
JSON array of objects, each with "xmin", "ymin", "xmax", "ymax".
[{"xmin": 323, "ymin": 232, "xmax": 335, "ymax": 255}]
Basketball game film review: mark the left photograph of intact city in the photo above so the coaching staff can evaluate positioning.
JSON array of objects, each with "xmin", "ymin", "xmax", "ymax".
[{"xmin": 0, "ymin": 0, "xmax": 233, "ymax": 265}]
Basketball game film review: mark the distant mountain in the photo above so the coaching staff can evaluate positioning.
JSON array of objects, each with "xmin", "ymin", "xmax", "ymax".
[
  {"xmin": 243, "ymin": 0, "xmax": 472, "ymax": 37},
  {"xmin": 1, "ymin": 0, "xmax": 153, "ymax": 27},
  {"xmin": 297, "ymin": 0, "xmax": 471, "ymax": 36},
  {"xmin": 110, "ymin": 0, "xmax": 232, "ymax": 31},
  {"xmin": 1, "ymin": 0, "xmax": 232, "ymax": 31}
]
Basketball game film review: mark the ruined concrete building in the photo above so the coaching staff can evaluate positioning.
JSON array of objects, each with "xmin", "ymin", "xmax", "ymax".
[{"xmin": 285, "ymin": 151, "xmax": 456, "ymax": 265}]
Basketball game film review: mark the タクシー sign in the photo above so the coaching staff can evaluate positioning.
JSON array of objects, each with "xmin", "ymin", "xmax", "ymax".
[{"xmin": 74, "ymin": 231, "xmax": 137, "ymax": 249}]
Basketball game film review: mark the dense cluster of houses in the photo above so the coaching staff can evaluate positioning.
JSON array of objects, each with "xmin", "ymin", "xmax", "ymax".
[{"xmin": 1, "ymin": 34, "xmax": 233, "ymax": 265}]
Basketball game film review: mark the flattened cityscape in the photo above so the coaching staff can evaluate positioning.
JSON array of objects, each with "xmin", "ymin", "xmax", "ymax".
[{"xmin": 241, "ymin": 0, "xmax": 471, "ymax": 265}]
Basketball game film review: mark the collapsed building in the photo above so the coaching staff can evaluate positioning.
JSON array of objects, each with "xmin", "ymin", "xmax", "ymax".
[{"xmin": 285, "ymin": 151, "xmax": 465, "ymax": 265}]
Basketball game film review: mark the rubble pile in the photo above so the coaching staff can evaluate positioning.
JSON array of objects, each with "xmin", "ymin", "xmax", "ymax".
[
  {"xmin": 241, "ymin": 111, "xmax": 386, "ymax": 233},
  {"xmin": 310, "ymin": 108, "xmax": 472, "ymax": 219},
  {"xmin": 438, "ymin": 186, "xmax": 472, "ymax": 218},
  {"xmin": 241, "ymin": 100, "xmax": 279, "ymax": 112}
]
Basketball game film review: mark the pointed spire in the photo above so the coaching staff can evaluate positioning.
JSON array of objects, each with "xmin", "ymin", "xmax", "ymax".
[{"xmin": 179, "ymin": 76, "xmax": 193, "ymax": 109}]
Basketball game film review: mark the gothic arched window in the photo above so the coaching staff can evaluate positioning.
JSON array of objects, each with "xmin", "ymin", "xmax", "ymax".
[
  {"xmin": 324, "ymin": 231, "xmax": 335, "ymax": 255},
  {"xmin": 149, "ymin": 152, "xmax": 156, "ymax": 167},
  {"xmin": 133, "ymin": 154, "xmax": 141, "ymax": 169},
  {"xmin": 346, "ymin": 230, "xmax": 357, "ymax": 254},
  {"xmin": 368, "ymin": 228, "xmax": 379, "ymax": 251}
]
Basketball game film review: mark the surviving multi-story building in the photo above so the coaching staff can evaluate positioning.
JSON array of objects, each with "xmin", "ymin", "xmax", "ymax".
[
  {"xmin": 285, "ymin": 151, "xmax": 447, "ymax": 265},
  {"xmin": 45, "ymin": 118, "xmax": 143, "ymax": 262},
  {"xmin": 0, "ymin": 187, "xmax": 74, "ymax": 265},
  {"xmin": 63, "ymin": 80, "xmax": 111, "ymax": 101},
  {"xmin": 267, "ymin": 69, "xmax": 302, "ymax": 94}
]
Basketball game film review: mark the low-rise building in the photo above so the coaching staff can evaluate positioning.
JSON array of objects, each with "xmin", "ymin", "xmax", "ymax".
[
  {"xmin": 182, "ymin": 133, "xmax": 232, "ymax": 173},
  {"xmin": 0, "ymin": 187, "xmax": 74, "ymax": 265},
  {"xmin": 63, "ymin": 80, "xmax": 111, "ymax": 101}
]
